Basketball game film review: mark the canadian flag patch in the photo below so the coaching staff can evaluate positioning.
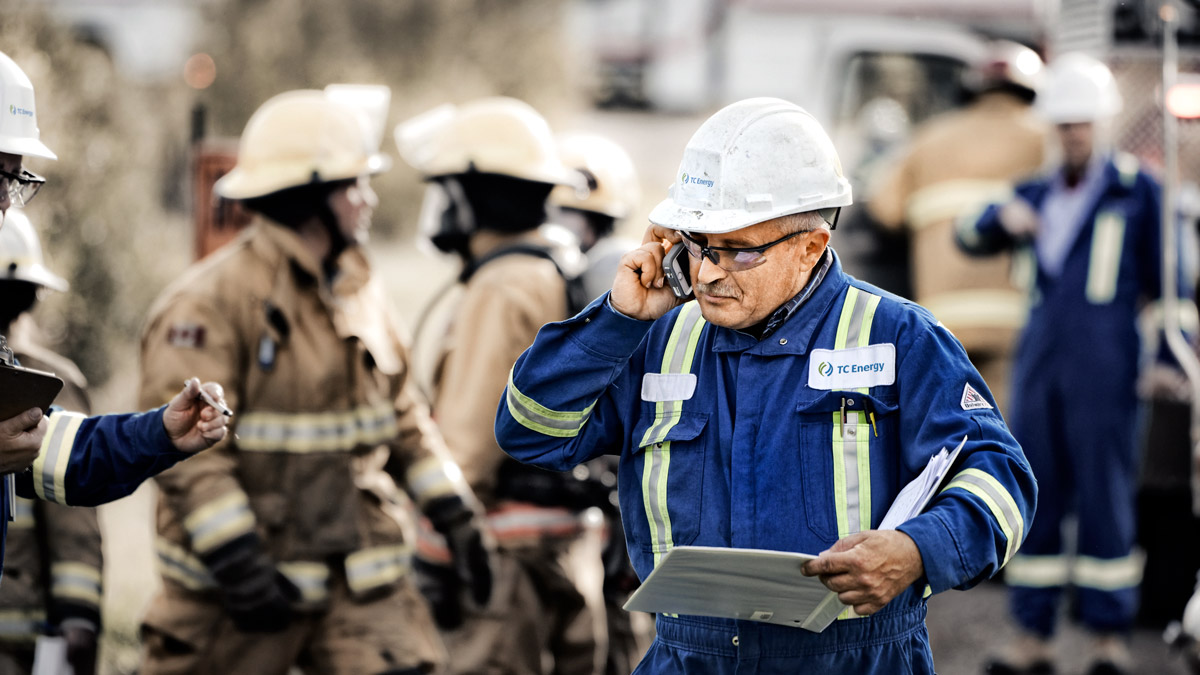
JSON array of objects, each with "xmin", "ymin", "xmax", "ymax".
[
  {"xmin": 960, "ymin": 383, "xmax": 992, "ymax": 411},
  {"xmin": 167, "ymin": 323, "xmax": 207, "ymax": 349}
]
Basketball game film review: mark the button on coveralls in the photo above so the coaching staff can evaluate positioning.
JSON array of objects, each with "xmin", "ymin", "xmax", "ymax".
[
  {"xmin": 959, "ymin": 154, "xmax": 1164, "ymax": 636},
  {"xmin": 496, "ymin": 250, "xmax": 1037, "ymax": 674}
]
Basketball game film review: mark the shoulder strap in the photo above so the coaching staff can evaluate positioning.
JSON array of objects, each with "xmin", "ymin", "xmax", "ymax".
[{"xmin": 461, "ymin": 244, "xmax": 590, "ymax": 315}]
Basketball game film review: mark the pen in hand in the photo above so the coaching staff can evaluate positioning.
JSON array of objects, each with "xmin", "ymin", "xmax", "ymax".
[{"xmin": 187, "ymin": 381, "xmax": 233, "ymax": 417}]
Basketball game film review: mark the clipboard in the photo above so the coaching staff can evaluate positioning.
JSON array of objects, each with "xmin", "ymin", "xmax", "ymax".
[
  {"xmin": 0, "ymin": 363, "xmax": 64, "ymax": 419},
  {"xmin": 622, "ymin": 546, "xmax": 846, "ymax": 632}
]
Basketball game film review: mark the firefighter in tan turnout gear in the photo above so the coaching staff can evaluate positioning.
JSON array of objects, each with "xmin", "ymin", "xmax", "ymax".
[
  {"xmin": 0, "ymin": 210, "xmax": 101, "ymax": 675},
  {"xmin": 868, "ymin": 40, "xmax": 1049, "ymax": 409},
  {"xmin": 137, "ymin": 88, "xmax": 493, "ymax": 675},
  {"xmin": 396, "ymin": 98, "xmax": 602, "ymax": 675}
]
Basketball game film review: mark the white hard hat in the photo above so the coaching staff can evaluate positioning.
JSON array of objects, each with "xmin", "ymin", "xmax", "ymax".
[
  {"xmin": 968, "ymin": 40, "xmax": 1045, "ymax": 99},
  {"xmin": 649, "ymin": 97, "xmax": 852, "ymax": 234},
  {"xmin": 0, "ymin": 208, "xmax": 67, "ymax": 291},
  {"xmin": 550, "ymin": 132, "xmax": 640, "ymax": 220},
  {"xmin": 215, "ymin": 89, "xmax": 392, "ymax": 200},
  {"xmin": 1037, "ymin": 52, "xmax": 1123, "ymax": 124},
  {"xmin": 394, "ymin": 97, "xmax": 576, "ymax": 186},
  {"xmin": 0, "ymin": 52, "xmax": 56, "ymax": 160}
]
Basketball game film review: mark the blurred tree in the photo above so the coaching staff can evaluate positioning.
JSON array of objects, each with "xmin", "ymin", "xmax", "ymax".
[{"xmin": 195, "ymin": 0, "xmax": 570, "ymax": 237}]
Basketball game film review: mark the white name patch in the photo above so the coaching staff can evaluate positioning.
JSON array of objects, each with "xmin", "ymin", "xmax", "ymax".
[
  {"xmin": 808, "ymin": 344, "xmax": 896, "ymax": 390},
  {"xmin": 641, "ymin": 373, "xmax": 697, "ymax": 402}
]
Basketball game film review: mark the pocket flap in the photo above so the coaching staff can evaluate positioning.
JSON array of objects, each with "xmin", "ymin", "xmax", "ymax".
[
  {"xmin": 633, "ymin": 411, "xmax": 709, "ymax": 450},
  {"xmin": 794, "ymin": 391, "xmax": 898, "ymax": 418}
]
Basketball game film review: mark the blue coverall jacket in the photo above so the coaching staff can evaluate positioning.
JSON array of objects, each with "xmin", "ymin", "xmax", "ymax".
[
  {"xmin": 496, "ymin": 250, "xmax": 1037, "ymax": 674},
  {"xmin": 959, "ymin": 153, "xmax": 1165, "ymax": 635},
  {"xmin": 0, "ymin": 408, "xmax": 189, "ymax": 578}
]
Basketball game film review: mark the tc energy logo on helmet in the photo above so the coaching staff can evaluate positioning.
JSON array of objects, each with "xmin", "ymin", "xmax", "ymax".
[
  {"xmin": 681, "ymin": 172, "xmax": 714, "ymax": 188},
  {"xmin": 8, "ymin": 105, "xmax": 33, "ymax": 119}
]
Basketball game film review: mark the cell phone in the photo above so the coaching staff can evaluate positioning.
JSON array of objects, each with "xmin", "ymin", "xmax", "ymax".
[{"xmin": 662, "ymin": 243, "xmax": 693, "ymax": 300}]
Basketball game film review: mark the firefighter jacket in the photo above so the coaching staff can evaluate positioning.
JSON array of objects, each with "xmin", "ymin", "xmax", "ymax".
[
  {"xmin": 495, "ymin": 248, "xmax": 1036, "ymax": 672},
  {"xmin": 139, "ymin": 219, "xmax": 473, "ymax": 605},
  {"xmin": 869, "ymin": 92, "xmax": 1049, "ymax": 352},
  {"xmin": 0, "ymin": 343, "xmax": 102, "ymax": 641},
  {"xmin": 959, "ymin": 153, "xmax": 1167, "ymax": 390},
  {"xmin": 433, "ymin": 227, "xmax": 586, "ymax": 545}
]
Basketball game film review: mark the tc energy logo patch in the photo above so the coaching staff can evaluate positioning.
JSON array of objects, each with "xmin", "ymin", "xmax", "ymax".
[
  {"xmin": 808, "ymin": 344, "xmax": 896, "ymax": 390},
  {"xmin": 681, "ymin": 172, "xmax": 714, "ymax": 188},
  {"xmin": 8, "ymin": 104, "xmax": 33, "ymax": 118}
]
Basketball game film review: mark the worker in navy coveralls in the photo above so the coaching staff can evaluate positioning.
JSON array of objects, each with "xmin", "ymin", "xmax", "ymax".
[
  {"xmin": 959, "ymin": 53, "xmax": 1173, "ymax": 675},
  {"xmin": 496, "ymin": 97, "xmax": 1037, "ymax": 674}
]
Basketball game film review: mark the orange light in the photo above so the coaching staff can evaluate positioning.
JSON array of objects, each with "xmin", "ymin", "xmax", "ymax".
[{"xmin": 184, "ymin": 53, "xmax": 217, "ymax": 90}]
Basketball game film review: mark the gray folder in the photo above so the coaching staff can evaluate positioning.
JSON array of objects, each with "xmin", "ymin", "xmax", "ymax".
[{"xmin": 622, "ymin": 546, "xmax": 846, "ymax": 632}]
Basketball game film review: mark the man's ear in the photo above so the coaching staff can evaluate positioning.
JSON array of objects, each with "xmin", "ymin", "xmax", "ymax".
[{"xmin": 800, "ymin": 228, "xmax": 830, "ymax": 270}]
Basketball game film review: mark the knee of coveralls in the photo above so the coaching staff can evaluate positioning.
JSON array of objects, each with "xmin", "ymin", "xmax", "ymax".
[{"xmin": 637, "ymin": 606, "xmax": 932, "ymax": 675}]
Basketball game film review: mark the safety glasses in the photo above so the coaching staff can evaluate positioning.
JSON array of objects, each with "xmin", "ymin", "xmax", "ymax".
[
  {"xmin": 679, "ymin": 229, "xmax": 810, "ymax": 272},
  {"xmin": 0, "ymin": 167, "xmax": 45, "ymax": 208}
]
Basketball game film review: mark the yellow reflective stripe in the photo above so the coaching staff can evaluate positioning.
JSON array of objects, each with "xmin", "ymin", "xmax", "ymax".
[
  {"xmin": 641, "ymin": 302, "xmax": 706, "ymax": 568},
  {"xmin": 405, "ymin": 456, "xmax": 463, "ymax": 505},
  {"xmin": 831, "ymin": 289, "xmax": 880, "ymax": 548},
  {"xmin": 156, "ymin": 537, "xmax": 216, "ymax": 590},
  {"xmin": 278, "ymin": 561, "xmax": 331, "ymax": 603},
  {"xmin": 50, "ymin": 561, "xmax": 102, "ymax": 607},
  {"xmin": 922, "ymin": 584, "xmax": 933, "ymax": 599},
  {"xmin": 1115, "ymin": 152, "xmax": 1139, "ymax": 188},
  {"xmin": 906, "ymin": 179, "xmax": 1015, "ymax": 231},
  {"xmin": 183, "ymin": 491, "xmax": 256, "ymax": 554},
  {"xmin": 34, "ymin": 412, "xmax": 85, "ymax": 504},
  {"xmin": 345, "ymin": 545, "xmax": 412, "ymax": 595},
  {"xmin": 0, "ymin": 609, "xmax": 45, "ymax": 641},
  {"xmin": 1005, "ymin": 554, "xmax": 1070, "ymax": 588},
  {"xmin": 941, "ymin": 468, "xmax": 1024, "ymax": 565},
  {"xmin": 1075, "ymin": 553, "xmax": 1144, "ymax": 591},
  {"xmin": 236, "ymin": 403, "xmax": 397, "ymax": 453},
  {"xmin": 1144, "ymin": 298, "xmax": 1200, "ymax": 335},
  {"xmin": 506, "ymin": 369, "xmax": 597, "ymax": 438},
  {"xmin": 1085, "ymin": 211, "xmax": 1125, "ymax": 304}
]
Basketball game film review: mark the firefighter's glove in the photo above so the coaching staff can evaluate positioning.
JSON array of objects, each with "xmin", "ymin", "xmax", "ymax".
[
  {"xmin": 61, "ymin": 621, "xmax": 97, "ymax": 675},
  {"xmin": 413, "ymin": 558, "xmax": 464, "ymax": 630},
  {"xmin": 426, "ymin": 496, "xmax": 495, "ymax": 607},
  {"xmin": 203, "ymin": 537, "xmax": 300, "ymax": 633}
]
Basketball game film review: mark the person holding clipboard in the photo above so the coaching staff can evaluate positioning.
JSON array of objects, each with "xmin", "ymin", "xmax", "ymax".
[{"xmin": 0, "ymin": 49, "xmax": 230, "ymax": 577}]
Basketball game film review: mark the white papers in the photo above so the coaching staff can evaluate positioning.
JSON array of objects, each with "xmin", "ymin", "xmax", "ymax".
[
  {"xmin": 877, "ymin": 436, "xmax": 966, "ymax": 531},
  {"xmin": 622, "ymin": 546, "xmax": 846, "ymax": 633},
  {"xmin": 623, "ymin": 437, "xmax": 969, "ymax": 633},
  {"xmin": 32, "ymin": 635, "xmax": 72, "ymax": 675}
]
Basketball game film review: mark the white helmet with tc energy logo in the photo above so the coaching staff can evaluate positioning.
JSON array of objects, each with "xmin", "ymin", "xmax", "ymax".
[
  {"xmin": 0, "ymin": 51, "xmax": 56, "ymax": 160},
  {"xmin": 649, "ymin": 97, "xmax": 851, "ymax": 235}
]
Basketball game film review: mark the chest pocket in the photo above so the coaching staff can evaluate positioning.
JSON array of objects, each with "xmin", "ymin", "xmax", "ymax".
[
  {"xmin": 795, "ymin": 392, "xmax": 898, "ymax": 542},
  {"xmin": 629, "ymin": 411, "xmax": 709, "ymax": 564}
]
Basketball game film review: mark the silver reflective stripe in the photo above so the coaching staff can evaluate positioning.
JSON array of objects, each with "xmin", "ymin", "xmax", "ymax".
[
  {"xmin": 641, "ymin": 302, "xmax": 707, "ymax": 568},
  {"xmin": 842, "ymin": 412, "xmax": 861, "ymax": 534},
  {"xmin": 947, "ymin": 471, "xmax": 1023, "ymax": 564},
  {"xmin": 406, "ymin": 456, "xmax": 462, "ymax": 505},
  {"xmin": 183, "ymin": 492, "xmax": 256, "ymax": 554},
  {"xmin": 345, "ymin": 545, "xmax": 412, "ymax": 596},
  {"xmin": 51, "ymin": 562, "xmax": 102, "ymax": 607},
  {"xmin": 156, "ymin": 538, "xmax": 217, "ymax": 590},
  {"xmin": 278, "ymin": 561, "xmax": 331, "ymax": 603},
  {"xmin": 1085, "ymin": 211, "xmax": 1125, "ymax": 305},
  {"xmin": 1075, "ymin": 553, "xmax": 1144, "ymax": 591},
  {"xmin": 33, "ymin": 412, "xmax": 86, "ymax": 504},
  {"xmin": 236, "ymin": 403, "xmax": 398, "ymax": 453},
  {"xmin": 1005, "ymin": 554, "xmax": 1070, "ymax": 588},
  {"xmin": 505, "ymin": 372, "xmax": 596, "ymax": 438},
  {"xmin": 0, "ymin": 609, "xmax": 44, "ymax": 640}
]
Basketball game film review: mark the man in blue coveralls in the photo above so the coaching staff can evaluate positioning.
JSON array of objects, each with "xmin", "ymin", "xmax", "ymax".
[
  {"xmin": 0, "ymin": 48, "xmax": 230, "ymax": 573},
  {"xmin": 495, "ymin": 97, "xmax": 1037, "ymax": 674},
  {"xmin": 959, "ymin": 53, "xmax": 1166, "ymax": 675}
]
